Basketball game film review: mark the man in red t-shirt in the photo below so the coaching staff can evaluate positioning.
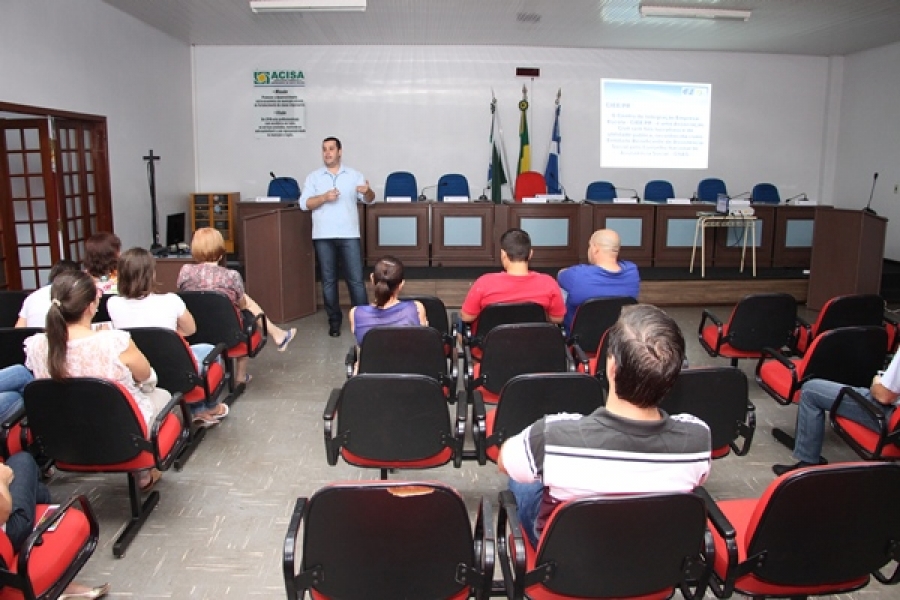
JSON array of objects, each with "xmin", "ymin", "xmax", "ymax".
[{"xmin": 460, "ymin": 228, "xmax": 566, "ymax": 324}]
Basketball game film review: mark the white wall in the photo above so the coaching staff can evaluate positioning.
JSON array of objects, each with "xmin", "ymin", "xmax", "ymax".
[
  {"xmin": 0, "ymin": 0, "xmax": 194, "ymax": 249},
  {"xmin": 194, "ymin": 45, "xmax": 832, "ymax": 205},
  {"xmin": 834, "ymin": 40, "xmax": 900, "ymax": 260}
]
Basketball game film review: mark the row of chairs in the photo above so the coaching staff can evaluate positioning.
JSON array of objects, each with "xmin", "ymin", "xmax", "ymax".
[
  {"xmin": 383, "ymin": 170, "xmax": 788, "ymax": 203},
  {"xmin": 284, "ymin": 462, "xmax": 900, "ymax": 599}
]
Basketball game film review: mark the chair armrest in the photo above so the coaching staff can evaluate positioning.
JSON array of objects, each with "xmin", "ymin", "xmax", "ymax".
[
  {"xmin": 16, "ymin": 493, "xmax": 99, "ymax": 594},
  {"xmin": 0, "ymin": 405, "xmax": 27, "ymax": 460},
  {"xmin": 730, "ymin": 401, "xmax": 756, "ymax": 457},
  {"xmin": 830, "ymin": 386, "xmax": 889, "ymax": 442},
  {"xmin": 282, "ymin": 497, "xmax": 308, "ymax": 600},
  {"xmin": 790, "ymin": 316, "xmax": 812, "ymax": 355},
  {"xmin": 695, "ymin": 486, "xmax": 738, "ymax": 599},
  {"xmin": 698, "ymin": 309, "xmax": 724, "ymax": 354},
  {"xmin": 149, "ymin": 391, "xmax": 190, "ymax": 470},
  {"xmin": 323, "ymin": 388, "xmax": 341, "ymax": 465},
  {"xmin": 474, "ymin": 495, "xmax": 496, "ymax": 600},
  {"xmin": 497, "ymin": 489, "xmax": 527, "ymax": 600},
  {"xmin": 245, "ymin": 311, "xmax": 269, "ymax": 357},
  {"xmin": 447, "ymin": 343, "xmax": 460, "ymax": 396},
  {"xmin": 450, "ymin": 311, "xmax": 461, "ymax": 339},
  {"xmin": 568, "ymin": 341, "xmax": 590, "ymax": 374},
  {"xmin": 344, "ymin": 345, "xmax": 358, "ymax": 379},
  {"xmin": 884, "ymin": 310, "xmax": 900, "ymax": 354},
  {"xmin": 199, "ymin": 342, "xmax": 228, "ymax": 372},
  {"xmin": 754, "ymin": 346, "xmax": 797, "ymax": 392},
  {"xmin": 453, "ymin": 391, "xmax": 467, "ymax": 468},
  {"xmin": 464, "ymin": 345, "xmax": 476, "ymax": 392},
  {"xmin": 471, "ymin": 390, "xmax": 488, "ymax": 465}
]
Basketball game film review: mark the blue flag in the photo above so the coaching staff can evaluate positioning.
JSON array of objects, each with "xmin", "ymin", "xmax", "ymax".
[{"xmin": 544, "ymin": 100, "xmax": 561, "ymax": 195}]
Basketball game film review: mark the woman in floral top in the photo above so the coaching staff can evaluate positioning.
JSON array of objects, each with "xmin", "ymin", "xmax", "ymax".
[{"xmin": 177, "ymin": 228, "xmax": 296, "ymax": 385}]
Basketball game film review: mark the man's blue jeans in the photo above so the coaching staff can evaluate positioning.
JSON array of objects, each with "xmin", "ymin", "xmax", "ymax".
[
  {"xmin": 792, "ymin": 378, "xmax": 891, "ymax": 464},
  {"xmin": 314, "ymin": 238, "xmax": 367, "ymax": 325},
  {"xmin": 0, "ymin": 365, "xmax": 33, "ymax": 425},
  {"xmin": 5, "ymin": 452, "xmax": 52, "ymax": 552},
  {"xmin": 508, "ymin": 478, "xmax": 543, "ymax": 547}
]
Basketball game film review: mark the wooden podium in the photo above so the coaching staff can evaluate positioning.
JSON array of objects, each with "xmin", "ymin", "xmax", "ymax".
[
  {"xmin": 243, "ymin": 208, "xmax": 316, "ymax": 322},
  {"xmin": 807, "ymin": 208, "xmax": 887, "ymax": 310}
]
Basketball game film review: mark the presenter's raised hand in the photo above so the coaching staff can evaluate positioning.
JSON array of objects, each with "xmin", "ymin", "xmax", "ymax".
[{"xmin": 357, "ymin": 180, "xmax": 371, "ymax": 195}]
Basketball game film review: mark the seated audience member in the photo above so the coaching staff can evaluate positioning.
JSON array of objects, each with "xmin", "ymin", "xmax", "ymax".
[
  {"xmin": 23, "ymin": 271, "xmax": 168, "ymax": 492},
  {"xmin": 557, "ymin": 229, "xmax": 640, "ymax": 332},
  {"xmin": 176, "ymin": 228, "xmax": 297, "ymax": 385},
  {"xmin": 460, "ymin": 228, "xmax": 565, "ymax": 326},
  {"xmin": 0, "ymin": 365, "xmax": 34, "ymax": 424},
  {"xmin": 15, "ymin": 259, "xmax": 81, "ymax": 328},
  {"xmin": 83, "ymin": 232, "xmax": 122, "ymax": 294},
  {"xmin": 773, "ymin": 350, "xmax": 900, "ymax": 475},
  {"xmin": 498, "ymin": 304, "xmax": 711, "ymax": 545},
  {"xmin": 1, "ymin": 452, "xmax": 109, "ymax": 599},
  {"xmin": 108, "ymin": 247, "xmax": 226, "ymax": 428},
  {"xmin": 349, "ymin": 256, "xmax": 427, "ymax": 347}
]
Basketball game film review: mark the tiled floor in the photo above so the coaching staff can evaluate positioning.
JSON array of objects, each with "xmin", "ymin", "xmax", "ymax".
[{"xmin": 49, "ymin": 305, "xmax": 898, "ymax": 599}]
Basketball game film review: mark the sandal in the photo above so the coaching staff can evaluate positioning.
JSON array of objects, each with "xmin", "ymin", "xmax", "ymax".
[
  {"xmin": 138, "ymin": 469, "xmax": 162, "ymax": 493},
  {"xmin": 210, "ymin": 403, "xmax": 230, "ymax": 420},
  {"xmin": 59, "ymin": 583, "xmax": 110, "ymax": 600},
  {"xmin": 192, "ymin": 413, "xmax": 219, "ymax": 429},
  {"xmin": 277, "ymin": 328, "xmax": 297, "ymax": 352}
]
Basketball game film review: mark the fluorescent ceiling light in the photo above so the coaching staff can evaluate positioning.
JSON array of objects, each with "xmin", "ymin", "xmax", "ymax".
[
  {"xmin": 250, "ymin": 0, "xmax": 366, "ymax": 13},
  {"xmin": 639, "ymin": 5, "xmax": 751, "ymax": 21}
]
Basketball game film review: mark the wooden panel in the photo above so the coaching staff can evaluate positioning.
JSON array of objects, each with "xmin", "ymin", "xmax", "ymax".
[
  {"xmin": 653, "ymin": 204, "xmax": 708, "ymax": 268},
  {"xmin": 713, "ymin": 204, "xmax": 775, "ymax": 267},
  {"xmin": 431, "ymin": 202, "xmax": 497, "ymax": 267},
  {"xmin": 772, "ymin": 205, "xmax": 821, "ymax": 267},
  {"xmin": 505, "ymin": 203, "xmax": 584, "ymax": 267},
  {"xmin": 590, "ymin": 203, "xmax": 655, "ymax": 267},
  {"xmin": 364, "ymin": 202, "xmax": 430, "ymax": 266}
]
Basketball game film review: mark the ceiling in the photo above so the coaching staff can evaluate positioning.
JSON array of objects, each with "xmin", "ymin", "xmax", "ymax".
[{"xmin": 100, "ymin": 0, "xmax": 900, "ymax": 56}]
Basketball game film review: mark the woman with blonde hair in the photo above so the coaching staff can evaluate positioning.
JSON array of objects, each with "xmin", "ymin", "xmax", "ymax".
[
  {"xmin": 177, "ymin": 228, "xmax": 296, "ymax": 385},
  {"xmin": 24, "ymin": 271, "xmax": 168, "ymax": 492}
]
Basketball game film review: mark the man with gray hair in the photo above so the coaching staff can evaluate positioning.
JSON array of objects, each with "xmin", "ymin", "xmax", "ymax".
[
  {"xmin": 557, "ymin": 228, "xmax": 640, "ymax": 332},
  {"xmin": 498, "ymin": 304, "xmax": 711, "ymax": 545}
]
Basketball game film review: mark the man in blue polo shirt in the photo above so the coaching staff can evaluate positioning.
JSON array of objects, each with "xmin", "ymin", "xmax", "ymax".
[
  {"xmin": 299, "ymin": 137, "xmax": 376, "ymax": 337},
  {"xmin": 557, "ymin": 229, "xmax": 640, "ymax": 332}
]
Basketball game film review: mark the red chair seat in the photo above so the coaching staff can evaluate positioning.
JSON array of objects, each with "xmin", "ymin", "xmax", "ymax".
[
  {"xmin": 833, "ymin": 416, "xmax": 900, "ymax": 458},
  {"xmin": 756, "ymin": 358, "xmax": 802, "ymax": 403},
  {"xmin": 183, "ymin": 361, "xmax": 226, "ymax": 403},
  {"xmin": 700, "ymin": 324, "xmax": 767, "ymax": 360},
  {"xmin": 341, "ymin": 447, "xmax": 453, "ymax": 469}
]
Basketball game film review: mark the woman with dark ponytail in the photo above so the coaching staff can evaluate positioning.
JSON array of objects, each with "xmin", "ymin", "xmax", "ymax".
[
  {"xmin": 349, "ymin": 256, "xmax": 427, "ymax": 347},
  {"xmin": 24, "ymin": 271, "xmax": 170, "ymax": 492}
]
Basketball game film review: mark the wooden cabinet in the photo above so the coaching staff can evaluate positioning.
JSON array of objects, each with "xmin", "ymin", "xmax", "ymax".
[{"xmin": 190, "ymin": 193, "xmax": 239, "ymax": 254}]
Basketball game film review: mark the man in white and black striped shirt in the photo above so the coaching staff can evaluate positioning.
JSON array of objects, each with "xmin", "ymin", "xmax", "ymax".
[{"xmin": 499, "ymin": 304, "xmax": 712, "ymax": 545}]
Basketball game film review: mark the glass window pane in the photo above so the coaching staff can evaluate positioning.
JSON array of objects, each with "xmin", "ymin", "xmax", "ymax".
[
  {"xmin": 18, "ymin": 247, "xmax": 34, "ymax": 267},
  {"xmin": 26, "ymin": 152, "xmax": 42, "ymax": 173},
  {"xmin": 29, "ymin": 176, "xmax": 44, "ymax": 197},
  {"xmin": 5, "ymin": 130, "xmax": 21, "ymax": 151},
  {"xmin": 36, "ymin": 269, "xmax": 51, "ymax": 288},
  {"xmin": 61, "ymin": 152, "xmax": 70, "ymax": 171},
  {"xmin": 70, "ymin": 152, "xmax": 79, "ymax": 171},
  {"xmin": 88, "ymin": 195, "xmax": 96, "ymax": 212},
  {"xmin": 84, "ymin": 152, "xmax": 93, "ymax": 170},
  {"xmin": 23, "ymin": 128, "xmax": 40, "ymax": 150},
  {"xmin": 10, "ymin": 178, "xmax": 26, "ymax": 199},
  {"xmin": 34, "ymin": 223, "xmax": 49, "ymax": 244},
  {"xmin": 443, "ymin": 216, "xmax": 483, "ymax": 246},
  {"xmin": 21, "ymin": 271, "xmax": 36, "ymax": 290},
  {"xmin": 15, "ymin": 223, "xmax": 32, "ymax": 244},
  {"xmin": 13, "ymin": 201, "xmax": 30, "ymax": 221},
  {"xmin": 67, "ymin": 129, "xmax": 76, "ymax": 146},
  {"xmin": 7, "ymin": 154, "xmax": 24, "ymax": 176},
  {"xmin": 68, "ymin": 221, "xmax": 76, "ymax": 239},
  {"xmin": 76, "ymin": 220, "xmax": 84, "ymax": 238},
  {"xmin": 31, "ymin": 200, "xmax": 47, "ymax": 221},
  {"xmin": 36, "ymin": 246, "xmax": 52, "ymax": 265}
]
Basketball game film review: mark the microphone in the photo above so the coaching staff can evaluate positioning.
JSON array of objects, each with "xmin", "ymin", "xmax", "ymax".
[
  {"xmin": 418, "ymin": 184, "xmax": 438, "ymax": 202},
  {"xmin": 617, "ymin": 187, "xmax": 641, "ymax": 201},
  {"xmin": 864, "ymin": 172, "xmax": 878, "ymax": 215},
  {"xmin": 269, "ymin": 171, "xmax": 292, "ymax": 200},
  {"xmin": 727, "ymin": 191, "xmax": 751, "ymax": 200},
  {"xmin": 560, "ymin": 185, "xmax": 574, "ymax": 203},
  {"xmin": 784, "ymin": 193, "xmax": 808, "ymax": 204}
]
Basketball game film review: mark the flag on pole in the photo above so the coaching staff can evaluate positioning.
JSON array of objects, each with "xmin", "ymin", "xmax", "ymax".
[
  {"xmin": 517, "ymin": 85, "xmax": 531, "ymax": 176},
  {"xmin": 487, "ymin": 95, "xmax": 510, "ymax": 204},
  {"xmin": 544, "ymin": 90, "xmax": 562, "ymax": 195}
]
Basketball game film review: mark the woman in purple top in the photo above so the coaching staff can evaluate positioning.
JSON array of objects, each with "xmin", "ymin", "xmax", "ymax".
[{"xmin": 349, "ymin": 256, "xmax": 427, "ymax": 347}]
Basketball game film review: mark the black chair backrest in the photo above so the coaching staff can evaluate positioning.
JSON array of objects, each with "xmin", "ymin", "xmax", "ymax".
[
  {"xmin": 23, "ymin": 378, "xmax": 148, "ymax": 465},
  {"xmin": 536, "ymin": 492, "xmax": 707, "ymax": 597},
  {"xmin": 178, "ymin": 291, "xmax": 243, "ymax": 347},
  {"xmin": 802, "ymin": 326, "xmax": 887, "ymax": 388},
  {"xmin": 0, "ymin": 290, "xmax": 29, "ymax": 327},
  {"xmin": 747, "ymin": 462, "xmax": 900, "ymax": 586},
  {"xmin": 0, "ymin": 327, "xmax": 42, "ymax": 369},
  {"xmin": 815, "ymin": 294, "xmax": 885, "ymax": 335},
  {"xmin": 472, "ymin": 302, "xmax": 546, "ymax": 343},
  {"xmin": 726, "ymin": 293, "xmax": 797, "ymax": 351},
  {"xmin": 568, "ymin": 296, "xmax": 637, "ymax": 353},
  {"xmin": 357, "ymin": 326, "xmax": 448, "ymax": 380},
  {"xmin": 399, "ymin": 295, "xmax": 449, "ymax": 338},
  {"xmin": 493, "ymin": 373, "xmax": 605, "ymax": 442},
  {"xmin": 126, "ymin": 327, "xmax": 198, "ymax": 395},
  {"xmin": 659, "ymin": 367, "xmax": 748, "ymax": 451},
  {"xmin": 337, "ymin": 374, "xmax": 452, "ymax": 461},
  {"xmin": 300, "ymin": 482, "xmax": 475, "ymax": 599},
  {"xmin": 479, "ymin": 323, "xmax": 570, "ymax": 394},
  {"xmin": 91, "ymin": 293, "xmax": 112, "ymax": 324}
]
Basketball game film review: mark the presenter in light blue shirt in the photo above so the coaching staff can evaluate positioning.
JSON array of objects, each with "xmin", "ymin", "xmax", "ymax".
[{"xmin": 299, "ymin": 137, "xmax": 376, "ymax": 337}]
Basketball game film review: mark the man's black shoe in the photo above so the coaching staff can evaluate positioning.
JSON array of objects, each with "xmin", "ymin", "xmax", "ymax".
[
  {"xmin": 772, "ymin": 461, "xmax": 815, "ymax": 476},
  {"xmin": 329, "ymin": 323, "xmax": 341, "ymax": 337}
]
